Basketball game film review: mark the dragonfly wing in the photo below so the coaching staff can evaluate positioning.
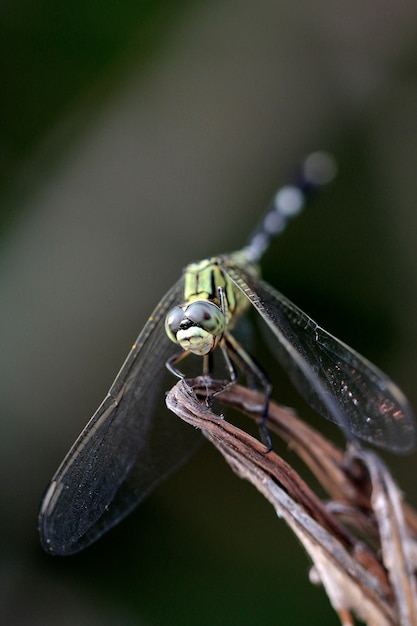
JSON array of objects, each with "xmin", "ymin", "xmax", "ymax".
[
  {"xmin": 39, "ymin": 276, "xmax": 201, "ymax": 555},
  {"xmin": 225, "ymin": 265, "xmax": 415, "ymax": 453}
]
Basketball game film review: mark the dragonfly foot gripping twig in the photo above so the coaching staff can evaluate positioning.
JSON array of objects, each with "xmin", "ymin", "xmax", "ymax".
[{"xmin": 166, "ymin": 379, "xmax": 417, "ymax": 626}]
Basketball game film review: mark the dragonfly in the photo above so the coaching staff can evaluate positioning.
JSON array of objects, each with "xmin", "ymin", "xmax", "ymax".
[{"xmin": 39, "ymin": 152, "xmax": 415, "ymax": 556}]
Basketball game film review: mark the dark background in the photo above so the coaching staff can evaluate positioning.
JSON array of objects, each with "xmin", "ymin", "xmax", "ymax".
[{"xmin": 1, "ymin": 1, "xmax": 417, "ymax": 624}]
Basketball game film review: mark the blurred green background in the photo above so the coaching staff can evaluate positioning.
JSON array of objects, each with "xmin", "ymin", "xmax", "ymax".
[{"xmin": 2, "ymin": 1, "xmax": 417, "ymax": 624}]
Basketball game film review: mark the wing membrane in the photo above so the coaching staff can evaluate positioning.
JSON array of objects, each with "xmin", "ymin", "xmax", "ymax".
[
  {"xmin": 225, "ymin": 264, "xmax": 415, "ymax": 453},
  {"xmin": 39, "ymin": 276, "xmax": 201, "ymax": 555}
]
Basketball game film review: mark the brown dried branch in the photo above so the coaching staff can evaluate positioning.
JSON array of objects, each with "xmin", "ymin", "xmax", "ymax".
[{"xmin": 166, "ymin": 378, "xmax": 417, "ymax": 626}]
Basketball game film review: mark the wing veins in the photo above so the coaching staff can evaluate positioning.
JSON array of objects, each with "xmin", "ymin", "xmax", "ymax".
[
  {"xmin": 224, "ymin": 263, "xmax": 415, "ymax": 453},
  {"xmin": 39, "ymin": 276, "xmax": 201, "ymax": 555}
]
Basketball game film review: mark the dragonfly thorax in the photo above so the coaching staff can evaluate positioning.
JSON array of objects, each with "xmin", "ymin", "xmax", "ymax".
[{"xmin": 165, "ymin": 300, "xmax": 226, "ymax": 355}]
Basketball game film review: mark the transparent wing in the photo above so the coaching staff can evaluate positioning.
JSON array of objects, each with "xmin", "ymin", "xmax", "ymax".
[
  {"xmin": 39, "ymin": 276, "xmax": 201, "ymax": 555},
  {"xmin": 225, "ymin": 264, "xmax": 415, "ymax": 453}
]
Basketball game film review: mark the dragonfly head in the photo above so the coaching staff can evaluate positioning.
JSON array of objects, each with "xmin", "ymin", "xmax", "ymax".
[{"xmin": 165, "ymin": 300, "xmax": 226, "ymax": 356}]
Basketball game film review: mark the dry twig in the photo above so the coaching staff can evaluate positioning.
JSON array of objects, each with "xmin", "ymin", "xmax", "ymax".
[{"xmin": 166, "ymin": 378, "xmax": 417, "ymax": 626}]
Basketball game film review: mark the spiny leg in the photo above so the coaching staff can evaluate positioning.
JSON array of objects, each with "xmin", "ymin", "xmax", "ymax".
[
  {"xmin": 166, "ymin": 330, "xmax": 272, "ymax": 450},
  {"xmin": 202, "ymin": 339, "xmax": 238, "ymax": 408},
  {"xmin": 223, "ymin": 332, "xmax": 272, "ymax": 450},
  {"xmin": 203, "ymin": 352, "xmax": 212, "ymax": 377},
  {"xmin": 166, "ymin": 349, "xmax": 191, "ymax": 379},
  {"xmin": 166, "ymin": 346, "xmax": 236, "ymax": 407}
]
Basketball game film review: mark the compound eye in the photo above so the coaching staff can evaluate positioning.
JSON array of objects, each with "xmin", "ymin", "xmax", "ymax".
[
  {"xmin": 185, "ymin": 301, "xmax": 226, "ymax": 336},
  {"xmin": 165, "ymin": 306, "xmax": 186, "ymax": 343}
]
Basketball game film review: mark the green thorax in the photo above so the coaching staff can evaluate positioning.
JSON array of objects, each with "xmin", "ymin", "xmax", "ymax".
[{"xmin": 183, "ymin": 253, "xmax": 260, "ymax": 327}]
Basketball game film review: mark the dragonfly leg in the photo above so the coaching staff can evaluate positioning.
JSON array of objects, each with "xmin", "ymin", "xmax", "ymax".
[
  {"xmin": 223, "ymin": 332, "xmax": 272, "ymax": 451},
  {"xmin": 203, "ymin": 352, "xmax": 213, "ymax": 377},
  {"xmin": 204, "ymin": 341, "xmax": 238, "ymax": 408},
  {"xmin": 166, "ymin": 347, "xmax": 235, "ymax": 408},
  {"xmin": 166, "ymin": 349, "xmax": 191, "ymax": 379},
  {"xmin": 166, "ymin": 334, "xmax": 272, "ymax": 450}
]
